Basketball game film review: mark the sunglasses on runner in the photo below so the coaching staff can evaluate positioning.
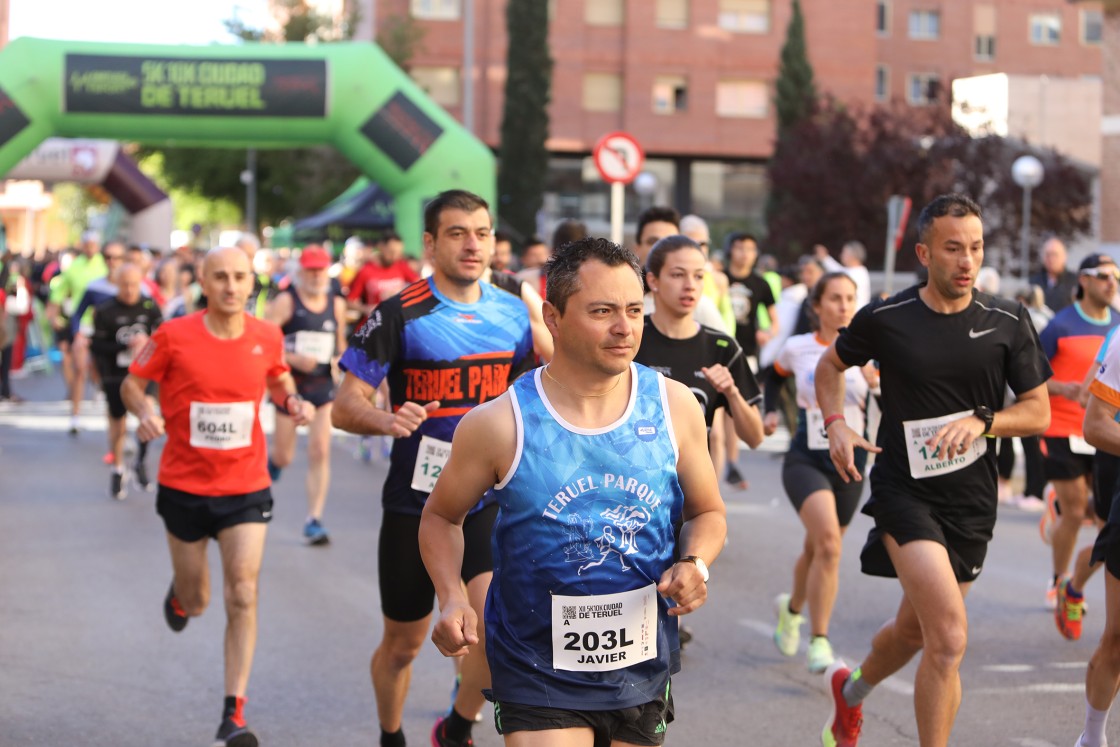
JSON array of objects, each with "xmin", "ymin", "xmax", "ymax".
[{"xmin": 1081, "ymin": 269, "xmax": 1119, "ymax": 281}]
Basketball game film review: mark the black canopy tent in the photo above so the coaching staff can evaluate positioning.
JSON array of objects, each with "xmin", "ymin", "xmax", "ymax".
[{"xmin": 291, "ymin": 178, "xmax": 396, "ymax": 239}]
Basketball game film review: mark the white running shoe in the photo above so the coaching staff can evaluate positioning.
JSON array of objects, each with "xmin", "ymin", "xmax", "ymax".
[
  {"xmin": 807, "ymin": 636, "xmax": 835, "ymax": 674},
  {"xmin": 773, "ymin": 592, "xmax": 802, "ymax": 657}
]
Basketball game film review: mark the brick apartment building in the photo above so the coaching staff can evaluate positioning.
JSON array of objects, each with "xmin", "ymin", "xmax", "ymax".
[{"xmin": 345, "ymin": 0, "xmax": 1105, "ymax": 241}]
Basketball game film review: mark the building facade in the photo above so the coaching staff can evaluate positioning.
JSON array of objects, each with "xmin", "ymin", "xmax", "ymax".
[{"xmin": 353, "ymin": 0, "xmax": 1104, "ymax": 243}]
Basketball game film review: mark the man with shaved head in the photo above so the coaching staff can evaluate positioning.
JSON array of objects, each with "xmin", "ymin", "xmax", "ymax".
[{"xmin": 122, "ymin": 246, "xmax": 315, "ymax": 747}]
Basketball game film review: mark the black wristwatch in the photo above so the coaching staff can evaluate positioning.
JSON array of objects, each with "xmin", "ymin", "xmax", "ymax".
[{"xmin": 973, "ymin": 405, "xmax": 994, "ymax": 434}]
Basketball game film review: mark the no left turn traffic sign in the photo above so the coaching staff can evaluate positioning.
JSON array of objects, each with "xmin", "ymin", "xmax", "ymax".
[{"xmin": 593, "ymin": 131, "xmax": 645, "ymax": 185}]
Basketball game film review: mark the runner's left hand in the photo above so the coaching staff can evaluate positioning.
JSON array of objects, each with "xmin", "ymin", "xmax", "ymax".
[{"xmin": 658, "ymin": 562, "xmax": 708, "ymax": 616}]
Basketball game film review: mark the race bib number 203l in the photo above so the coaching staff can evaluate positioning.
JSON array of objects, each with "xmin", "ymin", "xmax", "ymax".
[{"xmin": 551, "ymin": 585, "xmax": 657, "ymax": 672}]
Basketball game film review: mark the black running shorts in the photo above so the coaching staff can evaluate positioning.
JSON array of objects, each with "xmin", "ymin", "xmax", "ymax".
[
  {"xmin": 494, "ymin": 685, "xmax": 674, "ymax": 747},
  {"xmin": 1094, "ymin": 451, "xmax": 1120, "ymax": 522},
  {"xmin": 102, "ymin": 377, "xmax": 127, "ymax": 419},
  {"xmin": 781, "ymin": 449, "xmax": 864, "ymax": 527},
  {"xmin": 378, "ymin": 503, "xmax": 497, "ymax": 623},
  {"xmin": 1043, "ymin": 437, "xmax": 1095, "ymax": 481},
  {"xmin": 859, "ymin": 488, "xmax": 994, "ymax": 583},
  {"xmin": 292, "ymin": 374, "xmax": 336, "ymax": 409},
  {"xmin": 156, "ymin": 484, "xmax": 273, "ymax": 543}
]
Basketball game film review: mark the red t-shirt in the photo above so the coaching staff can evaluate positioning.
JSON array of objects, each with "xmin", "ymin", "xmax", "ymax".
[
  {"xmin": 129, "ymin": 311, "xmax": 288, "ymax": 496},
  {"xmin": 347, "ymin": 260, "xmax": 419, "ymax": 308}
]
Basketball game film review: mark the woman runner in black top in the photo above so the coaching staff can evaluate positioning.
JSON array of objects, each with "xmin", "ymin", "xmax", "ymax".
[{"xmin": 634, "ymin": 235, "xmax": 763, "ymax": 449}]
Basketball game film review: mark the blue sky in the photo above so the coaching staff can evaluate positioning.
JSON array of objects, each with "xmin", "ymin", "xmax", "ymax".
[{"xmin": 9, "ymin": 0, "xmax": 271, "ymax": 45}]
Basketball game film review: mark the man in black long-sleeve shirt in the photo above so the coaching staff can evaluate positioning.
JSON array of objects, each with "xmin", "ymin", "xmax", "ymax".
[{"xmin": 91, "ymin": 263, "xmax": 162, "ymax": 499}]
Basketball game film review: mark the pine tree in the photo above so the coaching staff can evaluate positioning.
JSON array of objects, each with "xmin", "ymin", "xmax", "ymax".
[
  {"xmin": 497, "ymin": 0, "xmax": 553, "ymax": 243},
  {"xmin": 766, "ymin": 0, "xmax": 817, "ymax": 244},
  {"xmin": 773, "ymin": 0, "xmax": 817, "ymax": 138}
]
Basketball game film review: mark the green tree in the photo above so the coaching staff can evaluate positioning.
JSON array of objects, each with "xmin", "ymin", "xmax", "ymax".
[
  {"xmin": 376, "ymin": 14, "xmax": 427, "ymax": 72},
  {"xmin": 497, "ymin": 0, "xmax": 553, "ymax": 243},
  {"xmin": 138, "ymin": 1, "xmax": 362, "ymax": 231},
  {"xmin": 773, "ymin": 0, "xmax": 817, "ymax": 138},
  {"xmin": 766, "ymin": 0, "xmax": 817, "ymax": 241}
]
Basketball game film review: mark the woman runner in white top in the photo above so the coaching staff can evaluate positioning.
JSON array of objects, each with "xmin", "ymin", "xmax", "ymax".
[{"xmin": 763, "ymin": 272, "xmax": 877, "ymax": 674}]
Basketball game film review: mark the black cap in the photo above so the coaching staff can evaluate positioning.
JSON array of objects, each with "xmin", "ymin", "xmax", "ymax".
[{"xmin": 1077, "ymin": 254, "xmax": 1118, "ymax": 299}]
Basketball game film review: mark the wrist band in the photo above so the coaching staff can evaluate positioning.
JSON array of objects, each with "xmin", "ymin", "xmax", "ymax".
[{"xmin": 823, "ymin": 414, "xmax": 846, "ymax": 430}]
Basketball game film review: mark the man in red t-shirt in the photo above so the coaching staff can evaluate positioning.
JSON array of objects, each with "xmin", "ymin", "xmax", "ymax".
[
  {"xmin": 346, "ymin": 229, "xmax": 419, "ymax": 323},
  {"xmin": 121, "ymin": 246, "xmax": 314, "ymax": 747}
]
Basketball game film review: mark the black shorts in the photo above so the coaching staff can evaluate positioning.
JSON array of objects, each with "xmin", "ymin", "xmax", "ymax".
[
  {"xmin": 1093, "ymin": 478, "xmax": 1120, "ymax": 580},
  {"xmin": 54, "ymin": 324, "xmax": 73, "ymax": 346},
  {"xmin": 103, "ymin": 377, "xmax": 127, "ymax": 419},
  {"xmin": 1094, "ymin": 452, "xmax": 1120, "ymax": 522},
  {"xmin": 781, "ymin": 448, "xmax": 865, "ymax": 527},
  {"xmin": 859, "ymin": 489, "xmax": 993, "ymax": 583},
  {"xmin": 378, "ymin": 503, "xmax": 497, "ymax": 622},
  {"xmin": 1043, "ymin": 437, "xmax": 1095, "ymax": 481},
  {"xmin": 292, "ymin": 374, "xmax": 336, "ymax": 408},
  {"xmin": 494, "ymin": 685, "xmax": 674, "ymax": 747},
  {"xmin": 156, "ymin": 484, "xmax": 273, "ymax": 543}
]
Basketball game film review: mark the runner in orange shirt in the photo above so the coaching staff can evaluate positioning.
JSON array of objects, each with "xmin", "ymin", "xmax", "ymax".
[{"xmin": 121, "ymin": 246, "xmax": 314, "ymax": 747}]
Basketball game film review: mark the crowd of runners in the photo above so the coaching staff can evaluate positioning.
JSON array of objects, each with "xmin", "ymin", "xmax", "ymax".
[{"xmin": 9, "ymin": 189, "xmax": 1120, "ymax": 747}]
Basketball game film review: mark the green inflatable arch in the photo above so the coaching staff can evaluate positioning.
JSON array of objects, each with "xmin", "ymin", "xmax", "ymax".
[{"xmin": 0, "ymin": 37, "xmax": 496, "ymax": 253}]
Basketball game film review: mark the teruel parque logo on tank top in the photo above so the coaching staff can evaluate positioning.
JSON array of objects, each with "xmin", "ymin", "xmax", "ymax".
[{"xmin": 541, "ymin": 472, "xmax": 665, "ymax": 575}]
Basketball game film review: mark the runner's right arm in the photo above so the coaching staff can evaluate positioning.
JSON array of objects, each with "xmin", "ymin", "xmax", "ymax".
[
  {"xmin": 816, "ymin": 343, "xmax": 880, "ymax": 482},
  {"xmin": 333, "ymin": 373, "xmax": 438, "ymax": 437},
  {"xmin": 420, "ymin": 396, "xmax": 514, "ymax": 657},
  {"xmin": 121, "ymin": 373, "xmax": 163, "ymax": 441}
]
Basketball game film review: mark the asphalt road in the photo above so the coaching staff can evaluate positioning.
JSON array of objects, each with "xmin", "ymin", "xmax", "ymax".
[{"xmin": 0, "ymin": 371, "xmax": 1108, "ymax": 746}]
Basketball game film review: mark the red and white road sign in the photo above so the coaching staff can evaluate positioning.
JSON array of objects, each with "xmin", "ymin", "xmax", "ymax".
[{"xmin": 593, "ymin": 132, "xmax": 645, "ymax": 184}]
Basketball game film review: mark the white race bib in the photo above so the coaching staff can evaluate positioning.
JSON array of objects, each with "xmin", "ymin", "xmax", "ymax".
[
  {"xmin": 410, "ymin": 435, "xmax": 452, "ymax": 492},
  {"xmin": 807, "ymin": 405, "xmax": 865, "ymax": 451},
  {"xmin": 903, "ymin": 409, "xmax": 988, "ymax": 480},
  {"xmin": 116, "ymin": 350, "xmax": 134, "ymax": 369},
  {"xmin": 1071, "ymin": 435, "xmax": 1097, "ymax": 455},
  {"xmin": 189, "ymin": 401, "xmax": 255, "ymax": 451},
  {"xmin": 551, "ymin": 585, "xmax": 658, "ymax": 672},
  {"xmin": 293, "ymin": 330, "xmax": 334, "ymax": 365}
]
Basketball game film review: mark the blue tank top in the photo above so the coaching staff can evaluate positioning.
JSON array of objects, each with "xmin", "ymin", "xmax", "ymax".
[
  {"xmin": 486, "ymin": 363, "xmax": 685, "ymax": 710},
  {"xmin": 281, "ymin": 288, "xmax": 337, "ymax": 381}
]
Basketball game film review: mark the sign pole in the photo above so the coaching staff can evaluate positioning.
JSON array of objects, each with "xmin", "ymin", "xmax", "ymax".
[
  {"xmin": 610, "ymin": 181, "xmax": 624, "ymax": 245},
  {"xmin": 593, "ymin": 132, "xmax": 644, "ymax": 247}
]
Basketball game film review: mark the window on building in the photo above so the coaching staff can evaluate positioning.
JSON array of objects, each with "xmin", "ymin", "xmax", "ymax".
[
  {"xmin": 652, "ymin": 75, "xmax": 688, "ymax": 114},
  {"xmin": 411, "ymin": 67, "xmax": 461, "ymax": 107},
  {"xmin": 410, "ymin": 0, "xmax": 461, "ymax": 20},
  {"xmin": 908, "ymin": 10, "xmax": 940, "ymax": 40},
  {"xmin": 907, "ymin": 73, "xmax": 941, "ymax": 105},
  {"xmin": 875, "ymin": 65, "xmax": 889, "ymax": 101},
  {"xmin": 1082, "ymin": 9, "xmax": 1103, "ymax": 45},
  {"xmin": 718, "ymin": 0, "xmax": 770, "ymax": 34},
  {"xmin": 656, "ymin": 0, "xmax": 689, "ymax": 29},
  {"xmin": 1029, "ymin": 13, "xmax": 1061, "ymax": 45},
  {"xmin": 716, "ymin": 80, "xmax": 768, "ymax": 118},
  {"xmin": 876, "ymin": 0, "xmax": 891, "ymax": 35},
  {"xmin": 973, "ymin": 5, "xmax": 996, "ymax": 60},
  {"xmin": 974, "ymin": 35, "xmax": 996, "ymax": 60},
  {"xmin": 583, "ymin": 73, "xmax": 623, "ymax": 112},
  {"xmin": 586, "ymin": 0, "xmax": 624, "ymax": 26}
]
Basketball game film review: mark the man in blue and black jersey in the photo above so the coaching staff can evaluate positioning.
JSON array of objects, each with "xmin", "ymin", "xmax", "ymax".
[
  {"xmin": 332, "ymin": 189, "xmax": 534, "ymax": 747},
  {"xmin": 419, "ymin": 237, "xmax": 727, "ymax": 747}
]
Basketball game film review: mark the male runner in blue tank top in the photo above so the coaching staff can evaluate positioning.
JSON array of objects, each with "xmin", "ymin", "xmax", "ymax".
[
  {"xmin": 333, "ymin": 190, "xmax": 534, "ymax": 747},
  {"xmin": 419, "ymin": 237, "xmax": 727, "ymax": 747}
]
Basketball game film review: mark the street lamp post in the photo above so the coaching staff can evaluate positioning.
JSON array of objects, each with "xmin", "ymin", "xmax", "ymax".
[{"xmin": 1012, "ymin": 154, "xmax": 1044, "ymax": 281}]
